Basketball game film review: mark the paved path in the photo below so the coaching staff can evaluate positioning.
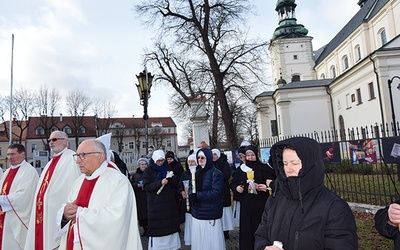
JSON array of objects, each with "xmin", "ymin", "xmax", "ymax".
[{"xmin": 139, "ymin": 225, "xmax": 240, "ymax": 250}]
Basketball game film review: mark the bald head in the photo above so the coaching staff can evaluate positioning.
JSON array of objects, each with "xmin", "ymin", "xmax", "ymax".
[{"xmin": 75, "ymin": 139, "xmax": 107, "ymax": 176}]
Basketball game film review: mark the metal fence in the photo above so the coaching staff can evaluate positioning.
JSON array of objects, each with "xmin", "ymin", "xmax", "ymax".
[{"xmin": 260, "ymin": 122, "xmax": 400, "ymax": 207}]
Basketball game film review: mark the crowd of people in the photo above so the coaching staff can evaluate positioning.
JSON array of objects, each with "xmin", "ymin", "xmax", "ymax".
[{"xmin": 9, "ymin": 132, "xmax": 400, "ymax": 249}]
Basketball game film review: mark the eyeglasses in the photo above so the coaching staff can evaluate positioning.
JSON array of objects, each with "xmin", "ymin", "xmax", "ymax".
[
  {"xmin": 73, "ymin": 152, "xmax": 101, "ymax": 161},
  {"xmin": 48, "ymin": 138, "xmax": 65, "ymax": 143},
  {"xmin": 198, "ymin": 156, "xmax": 206, "ymax": 160}
]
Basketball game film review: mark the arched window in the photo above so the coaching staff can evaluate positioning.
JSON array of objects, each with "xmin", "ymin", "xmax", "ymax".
[
  {"xmin": 51, "ymin": 126, "xmax": 59, "ymax": 132},
  {"xmin": 320, "ymin": 73, "xmax": 326, "ymax": 79},
  {"xmin": 330, "ymin": 65, "xmax": 336, "ymax": 78},
  {"xmin": 378, "ymin": 28, "xmax": 387, "ymax": 46},
  {"xmin": 342, "ymin": 55, "xmax": 349, "ymax": 71},
  {"xmin": 354, "ymin": 45, "xmax": 361, "ymax": 62},
  {"xmin": 291, "ymin": 74, "xmax": 300, "ymax": 82}
]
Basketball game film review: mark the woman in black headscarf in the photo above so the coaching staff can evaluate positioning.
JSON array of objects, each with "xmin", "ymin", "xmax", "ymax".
[
  {"xmin": 230, "ymin": 145, "xmax": 276, "ymax": 250},
  {"xmin": 254, "ymin": 137, "xmax": 357, "ymax": 250}
]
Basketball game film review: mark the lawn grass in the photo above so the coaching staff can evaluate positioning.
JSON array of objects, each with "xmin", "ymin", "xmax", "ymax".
[{"xmin": 355, "ymin": 211, "xmax": 393, "ymax": 249}]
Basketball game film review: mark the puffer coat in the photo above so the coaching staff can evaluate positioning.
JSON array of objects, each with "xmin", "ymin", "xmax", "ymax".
[{"xmin": 254, "ymin": 137, "xmax": 358, "ymax": 250}]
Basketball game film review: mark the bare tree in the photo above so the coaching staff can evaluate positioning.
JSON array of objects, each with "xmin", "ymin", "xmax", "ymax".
[
  {"xmin": 0, "ymin": 88, "xmax": 37, "ymax": 143},
  {"xmin": 136, "ymin": 0, "xmax": 269, "ymax": 149},
  {"xmin": 34, "ymin": 85, "xmax": 62, "ymax": 151},
  {"xmin": 92, "ymin": 99, "xmax": 118, "ymax": 136},
  {"xmin": 65, "ymin": 88, "xmax": 92, "ymax": 148}
]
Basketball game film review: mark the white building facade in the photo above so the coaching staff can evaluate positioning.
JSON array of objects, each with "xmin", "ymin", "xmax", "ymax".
[{"xmin": 255, "ymin": 0, "xmax": 400, "ymax": 146}]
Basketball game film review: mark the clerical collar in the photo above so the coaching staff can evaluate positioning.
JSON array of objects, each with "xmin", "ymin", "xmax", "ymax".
[
  {"xmin": 53, "ymin": 147, "xmax": 68, "ymax": 157},
  {"xmin": 85, "ymin": 161, "xmax": 108, "ymax": 180},
  {"xmin": 11, "ymin": 160, "xmax": 26, "ymax": 169}
]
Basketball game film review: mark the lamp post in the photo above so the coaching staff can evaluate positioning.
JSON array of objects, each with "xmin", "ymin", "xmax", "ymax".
[
  {"xmin": 136, "ymin": 68, "xmax": 154, "ymax": 155},
  {"xmin": 388, "ymin": 76, "xmax": 400, "ymax": 136}
]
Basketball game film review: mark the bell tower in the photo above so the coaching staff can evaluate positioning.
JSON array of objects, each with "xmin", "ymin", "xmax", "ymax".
[{"xmin": 269, "ymin": 0, "xmax": 316, "ymax": 88}]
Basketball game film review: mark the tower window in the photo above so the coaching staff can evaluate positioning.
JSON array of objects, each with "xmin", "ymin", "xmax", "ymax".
[{"xmin": 293, "ymin": 55, "xmax": 298, "ymax": 60}]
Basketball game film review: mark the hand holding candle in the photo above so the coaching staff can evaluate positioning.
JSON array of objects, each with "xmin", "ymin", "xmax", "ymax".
[
  {"xmin": 189, "ymin": 165, "xmax": 196, "ymax": 194},
  {"xmin": 157, "ymin": 171, "xmax": 174, "ymax": 195},
  {"xmin": 182, "ymin": 180, "xmax": 190, "ymax": 211}
]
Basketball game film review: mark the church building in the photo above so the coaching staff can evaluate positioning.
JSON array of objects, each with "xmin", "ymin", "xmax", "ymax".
[{"xmin": 254, "ymin": 0, "xmax": 400, "ymax": 147}]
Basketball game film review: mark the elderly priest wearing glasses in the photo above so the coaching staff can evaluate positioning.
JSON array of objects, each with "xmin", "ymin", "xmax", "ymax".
[
  {"xmin": 25, "ymin": 131, "xmax": 81, "ymax": 250},
  {"xmin": 55, "ymin": 139, "xmax": 142, "ymax": 250}
]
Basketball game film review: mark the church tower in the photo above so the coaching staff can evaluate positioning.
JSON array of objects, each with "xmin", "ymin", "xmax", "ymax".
[{"xmin": 269, "ymin": 0, "xmax": 316, "ymax": 88}]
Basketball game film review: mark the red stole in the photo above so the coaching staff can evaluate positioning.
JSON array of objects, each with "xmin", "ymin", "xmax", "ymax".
[
  {"xmin": 35, "ymin": 155, "xmax": 61, "ymax": 250},
  {"xmin": 0, "ymin": 167, "xmax": 20, "ymax": 249},
  {"xmin": 66, "ymin": 177, "xmax": 99, "ymax": 250}
]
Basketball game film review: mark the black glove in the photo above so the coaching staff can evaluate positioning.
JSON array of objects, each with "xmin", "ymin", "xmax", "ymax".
[{"xmin": 189, "ymin": 193, "xmax": 197, "ymax": 202}]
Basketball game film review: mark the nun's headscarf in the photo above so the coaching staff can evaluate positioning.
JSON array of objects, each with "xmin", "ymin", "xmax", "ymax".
[
  {"xmin": 211, "ymin": 149, "xmax": 221, "ymax": 159},
  {"xmin": 197, "ymin": 151, "xmax": 207, "ymax": 168},
  {"xmin": 187, "ymin": 154, "xmax": 197, "ymax": 167},
  {"xmin": 152, "ymin": 150, "xmax": 165, "ymax": 162}
]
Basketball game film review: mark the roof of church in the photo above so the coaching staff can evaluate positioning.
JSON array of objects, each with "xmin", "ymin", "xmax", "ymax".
[
  {"xmin": 278, "ymin": 79, "xmax": 333, "ymax": 89},
  {"xmin": 272, "ymin": 0, "xmax": 308, "ymax": 41},
  {"xmin": 314, "ymin": 0, "xmax": 389, "ymax": 66},
  {"xmin": 255, "ymin": 79, "xmax": 333, "ymax": 99}
]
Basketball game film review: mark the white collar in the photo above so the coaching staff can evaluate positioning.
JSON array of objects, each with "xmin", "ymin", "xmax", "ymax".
[
  {"xmin": 53, "ymin": 147, "xmax": 68, "ymax": 157},
  {"xmin": 10, "ymin": 160, "xmax": 26, "ymax": 169},
  {"xmin": 85, "ymin": 161, "xmax": 108, "ymax": 180}
]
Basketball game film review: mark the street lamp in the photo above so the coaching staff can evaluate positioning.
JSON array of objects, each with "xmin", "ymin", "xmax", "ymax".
[
  {"xmin": 388, "ymin": 76, "xmax": 400, "ymax": 136},
  {"xmin": 136, "ymin": 68, "xmax": 154, "ymax": 154}
]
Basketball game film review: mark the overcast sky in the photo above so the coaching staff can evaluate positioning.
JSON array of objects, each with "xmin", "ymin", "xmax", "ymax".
[{"xmin": 0, "ymin": 0, "xmax": 360, "ymax": 121}]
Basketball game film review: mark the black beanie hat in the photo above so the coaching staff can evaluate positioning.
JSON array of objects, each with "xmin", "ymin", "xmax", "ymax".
[{"xmin": 165, "ymin": 151, "xmax": 175, "ymax": 159}]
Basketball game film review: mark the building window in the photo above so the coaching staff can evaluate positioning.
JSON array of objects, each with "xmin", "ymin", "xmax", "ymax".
[
  {"xmin": 78, "ymin": 126, "xmax": 85, "ymax": 134},
  {"xmin": 128, "ymin": 141, "xmax": 134, "ymax": 149},
  {"xmin": 330, "ymin": 66, "xmax": 336, "ymax": 78},
  {"xmin": 320, "ymin": 73, "xmax": 326, "ymax": 79},
  {"xmin": 291, "ymin": 75, "xmax": 300, "ymax": 82},
  {"xmin": 351, "ymin": 94, "xmax": 356, "ymax": 102},
  {"xmin": 36, "ymin": 127, "xmax": 45, "ymax": 136},
  {"xmin": 356, "ymin": 88, "xmax": 362, "ymax": 104},
  {"xmin": 368, "ymin": 82, "xmax": 375, "ymax": 100},
  {"xmin": 168, "ymin": 128, "xmax": 171, "ymax": 133},
  {"xmin": 63, "ymin": 126, "xmax": 72, "ymax": 135},
  {"xmin": 142, "ymin": 141, "xmax": 148, "ymax": 149},
  {"xmin": 346, "ymin": 94, "xmax": 351, "ymax": 109},
  {"xmin": 355, "ymin": 45, "xmax": 361, "ymax": 61},
  {"xmin": 0, "ymin": 147, "xmax": 2, "ymax": 156},
  {"xmin": 31, "ymin": 144, "xmax": 37, "ymax": 153},
  {"xmin": 342, "ymin": 55, "xmax": 349, "ymax": 71},
  {"xmin": 166, "ymin": 139, "xmax": 172, "ymax": 147},
  {"xmin": 293, "ymin": 55, "xmax": 298, "ymax": 60},
  {"xmin": 271, "ymin": 120, "xmax": 278, "ymax": 136},
  {"xmin": 51, "ymin": 126, "xmax": 58, "ymax": 132},
  {"xmin": 379, "ymin": 28, "xmax": 387, "ymax": 46}
]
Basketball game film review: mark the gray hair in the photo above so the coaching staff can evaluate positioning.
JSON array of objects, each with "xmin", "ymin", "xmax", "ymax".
[
  {"xmin": 51, "ymin": 130, "xmax": 68, "ymax": 139},
  {"xmin": 92, "ymin": 139, "xmax": 107, "ymax": 161}
]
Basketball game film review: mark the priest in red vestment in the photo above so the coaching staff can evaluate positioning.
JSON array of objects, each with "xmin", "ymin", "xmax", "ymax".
[
  {"xmin": 0, "ymin": 144, "xmax": 39, "ymax": 250},
  {"xmin": 56, "ymin": 139, "xmax": 142, "ymax": 250},
  {"xmin": 25, "ymin": 131, "xmax": 81, "ymax": 250}
]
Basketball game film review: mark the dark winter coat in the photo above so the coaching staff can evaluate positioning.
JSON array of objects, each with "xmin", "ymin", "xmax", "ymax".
[
  {"xmin": 132, "ymin": 168, "xmax": 147, "ymax": 223},
  {"xmin": 213, "ymin": 153, "xmax": 232, "ymax": 207},
  {"xmin": 254, "ymin": 137, "xmax": 358, "ymax": 250},
  {"xmin": 230, "ymin": 145, "xmax": 275, "ymax": 250},
  {"xmin": 190, "ymin": 148, "xmax": 224, "ymax": 220},
  {"xmin": 375, "ymin": 200, "xmax": 400, "ymax": 249},
  {"xmin": 143, "ymin": 160, "xmax": 180, "ymax": 237},
  {"xmin": 168, "ymin": 158, "xmax": 185, "ymax": 224}
]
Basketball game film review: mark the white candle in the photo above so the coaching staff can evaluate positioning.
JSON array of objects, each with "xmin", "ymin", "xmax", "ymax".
[{"xmin": 191, "ymin": 172, "xmax": 196, "ymax": 193}]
